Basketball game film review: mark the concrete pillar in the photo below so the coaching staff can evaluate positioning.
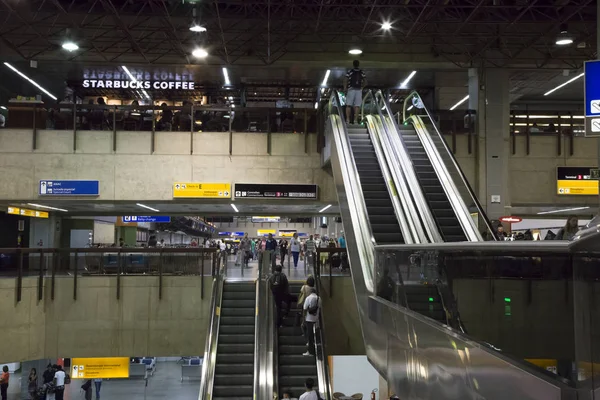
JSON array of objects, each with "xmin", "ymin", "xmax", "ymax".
[{"xmin": 469, "ymin": 68, "xmax": 511, "ymax": 219}]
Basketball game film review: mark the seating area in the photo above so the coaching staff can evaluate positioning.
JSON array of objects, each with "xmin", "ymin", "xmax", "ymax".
[
  {"xmin": 129, "ymin": 357, "xmax": 156, "ymax": 378},
  {"xmin": 180, "ymin": 357, "xmax": 203, "ymax": 381}
]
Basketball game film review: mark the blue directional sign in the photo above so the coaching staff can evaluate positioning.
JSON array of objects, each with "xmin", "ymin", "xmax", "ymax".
[
  {"xmin": 585, "ymin": 61, "xmax": 600, "ymax": 135},
  {"xmin": 39, "ymin": 180, "xmax": 99, "ymax": 196},
  {"xmin": 123, "ymin": 216, "xmax": 171, "ymax": 223}
]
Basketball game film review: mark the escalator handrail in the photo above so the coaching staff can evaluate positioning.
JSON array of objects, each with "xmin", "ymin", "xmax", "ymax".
[
  {"xmin": 198, "ymin": 274, "xmax": 224, "ymax": 400},
  {"xmin": 410, "ymin": 115, "xmax": 482, "ymax": 241},
  {"xmin": 327, "ymin": 89, "xmax": 376, "ymax": 292},
  {"xmin": 253, "ymin": 280, "xmax": 261, "ymax": 399},
  {"xmin": 402, "ymin": 91, "xmax": 496, "ymax": 240},
  {"xmin": 370, "ymin": 90, "xmax": 443, "ymax": 244},
  {"xmin": 315, "ymin": 278, "xmax": 334, "ymax": 400},
  {"xmin": 361, "ymin": 92, "xmax": 417, "ymax": 244}
]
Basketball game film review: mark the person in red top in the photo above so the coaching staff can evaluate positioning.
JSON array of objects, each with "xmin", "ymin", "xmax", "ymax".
[{"xmin": 0, "ymin": 365, "xmax": 9, "ymax": 400}]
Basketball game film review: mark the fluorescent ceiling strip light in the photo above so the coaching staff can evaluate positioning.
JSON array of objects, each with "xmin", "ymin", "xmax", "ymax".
[
  {"xmin": 319, "ymin": 204, "xmax": 332, "ymax": 213},
  {"xmin": 3, "ymin": 62, "xmax": 57, "ymax": 100},
  {"xmin": 407, "ymin": 105, "xmax": 414, "ymax": 111},
  {"xmin": 122, "ymin": 66, "xmax": 150, "ymax": 100},
  {"xmin": 136, "ymin": 203, "xmax": 160, "ymax": 212},
  {"xmin": 231, "ymin": 203, "xmax": 239, "ymax": 213},
  {"xmin": 27, "ymin": 203, "xmax": 68, "ymax": 212},
  {"xmin": 449, "ymin": 95, "xmax": 469, "ymax": 111},
  {"xmin": 0, "ymin": 106, "xmax": 6, "ymax": 110},
  {"xmin": 544, "ymin": 73, "xmax": 584, "ymax": 96},
  {"xmin": 537, "ymin": 206, "xmax": 590, "ymax": 215},
  {"xmin": 401, "ymin": 70, "xmax": 417, "ymax": 87},
  {"xmin": 321, "ymin": 69, "xmax": 331, "ymax": 87},
  {"xmin": 223, "ymin": 67, "xmax": 231, "ymax": 85}
]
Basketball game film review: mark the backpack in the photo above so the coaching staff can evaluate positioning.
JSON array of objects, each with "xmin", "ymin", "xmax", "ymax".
[
  {"xmin": 81, "ymin": 380, "xmax": 91, "ymax": 391},
  {"xmin": 270, "ymin": 273, "xmax": 284, "ymax": 293},
  {"xmin": 348, "ymin": 69, "xmax": 364, "ymax": 89},
  {"xmin": 64, "ymin": 373, "xmax": 71, "ymax": 385},
  {"xmin": 307, "ymin": 296, "xmax": 320, "ymax": 315}
]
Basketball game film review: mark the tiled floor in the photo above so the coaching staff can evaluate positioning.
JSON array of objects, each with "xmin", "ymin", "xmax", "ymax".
[{"xmin": 8, "ymin": 362, "xmax": 199, "ymax": 400}]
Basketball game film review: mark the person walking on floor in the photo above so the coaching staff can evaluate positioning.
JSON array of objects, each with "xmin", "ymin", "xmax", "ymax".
[
  {"xmin": 265, "ymin": 233, "xmax": 278, "ymax": 273},
  {"xmin": 239, "ymin": 233, "xmax": 251, "ymax": 268},
  {"xmin": 81, "ymin": 379, "xmax": 92, "ymax": 400},
  {"xmin": 302, "ymin": 287, "xmax": 321, "ymax": 356},
  {"xmin": 94, "ymin": 378, "xmax": 102, "ymax": 399},
  {"xmin": 53, "ymin": 365, "xmax": 66, "ymax": 400},
  {"xmin": 28, "ymin": 368, "xmax": 38, "ymax": 400},
  {"xmin": 280, "ymin": 239, "xmax": 288, "ymax": 266},
  {"xmin": 270, "ymin": 265, "xmax": 291, "ymax": 327},
  {"xmin": 305, "ymin": 235, "xmax": 317, "ymax": 272},
  {"xmin": 290, "ymin": 233, "xmax": 301, "ymax": 269},
  {"xmin": 0, "ymin": 366, "xmax": 9, "ymax": 400}
]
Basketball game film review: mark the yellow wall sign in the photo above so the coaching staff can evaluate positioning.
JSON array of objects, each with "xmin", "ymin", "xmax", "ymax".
[
  {"xmin": 557, "ymin": 167, "xmax": 599, "ymax": 195},
  {"xmin": 257, "ymin": 229, "xmax": 276, "ymax": 236},
  {"xmin": 173, "ymin": 182, "xmax": 231, "ymax": 198},
  {"xmin": 7, "ymin": 207, "xmax": 49, "ymax": 218},
  {"xmin": 71, "ymin": 357, "xmax": 130, "ymax": 379}
]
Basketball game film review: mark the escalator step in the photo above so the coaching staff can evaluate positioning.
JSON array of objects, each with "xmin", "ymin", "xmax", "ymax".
[
  {"xmin": 215, "ymin": 364, "xmax": 254, "ymax": 375},
  {"xmin": 223, "ymin": 283, "xmax": 255, "ymax": 292},
  {"xmin": 217, "ymin": 344, "xmax": 254, "ymax": 353},
  {"xmin": 216, "ymin": 354, "xmax": 254, "ymax": 364},
  {"xmin": 373, "ymin": 232, "xmax": 403, "ymax": 243},
  {"xmin": 220, "ymin": 316, "xmax": 255, "ymax": 326},
  {"xmin": 222, "ymin": 299, "xmax": 255, "ymax": 308},
  {"xmin": 214, "ymin": 374, "xmax": 254, "ymax": 386},
  {"xmin": 362, "ymin": 184, "xmax": 387, "ymax": 192},
  {"xmin": 280, "ymin": 365, "xmax": 318, "ymax": 376},
  {"xmin": 365, "ymin": 198, "xmax": 395, "ymax": 208},
  {"xmin": 279, "ymin": 354, "xmax": 317, "ymax": 366},
  {"xmin": 367, "ymin": 206, "xmax": 395, "ymax": 215},
  {"xmin": 220, "ymin": 307, "xmax": 255, "ymax": 317},
  {"xmin": 279, "ymin": 376, "xmax": 318, "ymax": 387},
  {"xmin": 279, "ymin": 335, "xmax": 307, "ymax": 346},
  {"xmin": 222, "ymin": 292, "xmax": 256, "ymax": 300},
  {"xmin": 219, "ymin": 334, "xmax": 255, "ymax": 344},
  {"xmin": 278, "ymin": 344, "xmax": 307, "ymax": 355},
  {"xmin": 220, "ymin": 325, "xmax": 254, "ymax": 335},
  {"xmin": 213, "ymin": 386, "xmax": 253, "ymax": 397}
]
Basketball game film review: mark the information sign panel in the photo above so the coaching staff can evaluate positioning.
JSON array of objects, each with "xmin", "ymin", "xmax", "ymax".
[
  {"xmin": 557, "ymin": 166, "xmax": 599, "ymax": 195},
  {"xmin": 123, "ymin": 216, "xmax": 171, "ymax": 223},
  {"xmin": 71, "ymin": 357, "xmax": 130, "ymax": 379},
  {"xmin": 585, "ymin": 61, "xmax": 600, "ymax": 136},
  {"xmin": 234, "ymin": 184, "xmax": 318, "ymax": 199},
  {"xmin": 173, "ymin": 183, "xmax": 231, "ymax": 198},
  {"xmin": 7, "ymin": 207, "xmax": 49, "ymax": 218},
  {"xmin": 39, "ymin": 180, "xmax": 99, "ymax": 196}
]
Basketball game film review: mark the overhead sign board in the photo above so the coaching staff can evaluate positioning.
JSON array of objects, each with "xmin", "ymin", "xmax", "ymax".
[
  {"xmin": 585, "ymin": 61, "xmax": 600, "ymax": 136},
  {"xmin": 234, "ymin": 184, "xmax": 318, "ymax": 199},
  {"xmin": 557, "ymin": 166, "xmax": 599, "ymax": 195},
  {"xmin": 257, "ymin": 229, "xmax": 276, "ymax": 236},
  {"xmin": 8, "ymin": 207, "xmax": 49, "ymax": 219},
  {"xmin": 173, "ymin": 182, "xmax": 231, "ymax": 199},
  {"xmin": 252, "ymin": 216, "xmax": 281, "ymax": 223},
  {"xmin": 39, "ymin": 180, "xmax": 99, "ymax": 196},
  {"xmin": 499, "ymin": 216, "xmax": 522, "ymax": 223},
  {"xmin": 123, "ymin": 216, "xmax": 171, "ymax": 223},
  {"xmin": 71, "ymin": 357, "xmax": 130, "ymax": 379},
  {"xmin": 279, "ymin": 230, "xmax": 297, "ymax": 237},
  {"xmin": 218, "ymin": 231, "xmax": 244, "ymax": 236}
]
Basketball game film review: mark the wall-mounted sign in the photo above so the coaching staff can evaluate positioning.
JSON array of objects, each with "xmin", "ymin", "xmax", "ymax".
[
  {"xmin": 7, "ymin": 207, "xmax": 48, "ymax": 219},
  {"xmin": 217, "ymin": 231, "xmax": 244, "ymax": 237},
  {"xmin": 499, "ymin": 216, "xmax": 522, "ymax": 223},
  {"xmin": 557, "ymin": 167, "xmax": 598, "ymax": 195},
  {"xmin": 39, "ymin": 180, "xmax": 99, "ymax": 196},
  {"xmin": 123, "ymin": 216, "xmax": 171, "ymax": 223},
  {"xmin": 585, "ymin": 61, "xmax": 600, "ymax": 136},
  {"xmin": 173, "ymin": 182, "xmax": 231, "ymax": 199},
  {"xmin": 257, "ymin": 229, "xmax": 276, "ymax": 236},
  {"xmin": 252, "ymin": 216, "xmax": 281, "ymax": 223},
  {"xmin": 234, "ymin": 184, "xmax": 318, "ymax": 199},
  {"xmin": 83, "ymin": 80, "xmax": 195, "ymax": 90},
  {"xmin": 71, "ymin": 357, "xmax": 130, "ymax": 379},
  {"xmin": 279, "ymin": 230, "xmax": 297, "ymax": 237}
]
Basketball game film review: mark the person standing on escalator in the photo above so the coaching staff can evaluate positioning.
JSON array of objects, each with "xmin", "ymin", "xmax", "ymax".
[{"xmin": 344, "ymin": 60, "xmax": 367, "ymax": 125}]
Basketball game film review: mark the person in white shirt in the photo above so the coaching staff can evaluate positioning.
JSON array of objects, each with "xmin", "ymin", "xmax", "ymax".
[
  {"xmin": 298, "ymin": 378, "xmax": 320, "ymax": 400},
  {"xmin": 53, "ymin": 365, "xmax": 66, "ymax": 400},
  {"xmin": 302, "ymin": 287, "xmax": 321, "ymax": 356},
  {"xmin": 290, "ymin": 232, "xmax": 301, "ymax": 268}
]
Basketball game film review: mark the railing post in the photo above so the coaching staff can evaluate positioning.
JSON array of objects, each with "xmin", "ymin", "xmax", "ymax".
[
  {"xmin": 112, "ymin": 106, "xmax": 117, "ymax": 152},
  {"xmin": 38, "ymin": 249, "xmax": 44, "ymax": 302},
  {"xmin": 117, "ymin": 249, "xmax": 122, "ymax": 300},
  {"xmin": 32, "ymin": 104, "xmax": 38, "ymax": 150},
  {"xmin": 569, "ymin": 113, "xmax": 574, "ymax": 156},
  {"xmin": 201, "ymin": 251, "xmax": 205, "ymax": 300},
  {"xmin": 329, "ymin": 250, "xmax": 332, "ymax": 295},
  {"xmin": 190, "ymin": 104, "xmax": 194, "ymax": 155},
  {"xmin": 229, "ymin": 128, "xmax": 233, "ymax": 156},
  {"xmin": 73, "ymin": 250, "xmax": 78, "ymax": 300},
  {"xmin": 159, "ymin": 248, "xmax": 163, "ymax": 300},
  {"xmin": 73, "ymin": 103, "xmax": 78, "ymax": 152},
  {"xmin": 304, "ymin": 109, "xmax": 309, "ymax": 154},
  {"xmin": 51, "ymin": 250, "xmax": 57, "ymax": 300},
  {"xmin": 267, "ymin": 109, "xmax": 272, "ymax": 155},
  {"xmin": 151, "ymin": 104, "xmax": 156, "ymax": 154},
  {"xmin": 511, "ymin": 111, "xmax": 516, "ymax": 155},
  {"xmin": 16, "ymin": 249, "xmax": 23, "ymax": 303}
]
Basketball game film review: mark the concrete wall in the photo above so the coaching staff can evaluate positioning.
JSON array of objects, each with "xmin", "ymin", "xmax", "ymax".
[
  {"xmin": 1, "ymin": 276, "xmax": 213, "ymax": 362},
  {"xmin": 0, "ymin": 130, "xmax": 336, "ymax": 203}
]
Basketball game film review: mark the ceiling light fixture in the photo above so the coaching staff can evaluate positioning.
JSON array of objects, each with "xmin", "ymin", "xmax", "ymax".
[
  {"xmin": 222, "ymin": 67, "xmax": 231, "ymax": 85},
  {"xmin": 62, "ymin": 41, "xmax": 79, "ymax": 52},
  {"xmin": 136, "ymin": 203, "xmax": 160, "ymax": 212},
  {"xmin": 192, "ymin": 48, "xmax": 208, "ymax": 58},
  {"xmin": 314, "ymin": 102, "xmax": 319, "ymax": 110},
  {"xmin": 407, "ymin": 105, "xmax": 414, "ymax": 111},
  {"xmin": 27, "ymin": 203, "xmax": 68, "ymax": 212},
  {"xmin": 544, "ymin": 73, "xmax": 584, "ymax": 96},
  {"xmin": 449, "ymin": 95, "xmax": 469, "ymax": 110},
  {"xmin": 556, "ymin": 24, "xmax": 573, "ymax": 46},
  {"xmin": 321, "ymin": 69, "xmax": 331, "ymax": 87},
  {"xmin": 382, "ymin": 22, "xmax": 392, "ymax": 30},
  {"xmin": 231, "ymin": 203, "xmax": 239, "ymax": 213},
  {"xmin": 348, "ymin": 48, "xmax": 363, "ymax": 55},
  {"xmin": 319, "ymin": 204, "xmax": 332, "ymax": 213},
  {"xmin": 3, "ymin": 62, "xmax": 57, "ymax": 100},
  {"xmin": 0, "ymin": 106, "xmax": 6, "ymax": 110},
  {"xmin": 401, "ymin": 70, "xmax": 417, "ymax": 88},
  {"xmin": 189, "ymin": 8, "xmax": 207, "ymax": 32},
  {"xmin": 537, "ymin": 206, "xmax": 590, "ymax": 215}
]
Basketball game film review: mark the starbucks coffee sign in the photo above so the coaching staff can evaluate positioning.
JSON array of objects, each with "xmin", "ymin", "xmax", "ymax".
[{"xmin": 83, "ymin": 79, "xmax": 195, "ymax": 90}]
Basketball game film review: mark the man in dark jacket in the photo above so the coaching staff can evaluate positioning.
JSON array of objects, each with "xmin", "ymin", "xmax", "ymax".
[
  {"xmin": 269, "ymin": 265, "xmax": 291, "ymax": 327},
  {"xmin": 265, "ymin": 233, "xmax": 278, "ymax": 272}
]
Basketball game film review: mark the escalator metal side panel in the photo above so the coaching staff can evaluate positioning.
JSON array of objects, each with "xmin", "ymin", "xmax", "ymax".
[
  {"xmin": 363, "ymin": 115, "xmax": 415, "ymax": 245},
  {"xmin": 410, "ymin": 115, "xmax": 482, "ymax": 242},
  {"xmin": 368, "ymin": 295, "xmax": 576, "ymax": 400},
  {"xmin": 328, "ymin": 113, "xmax": 391, "ymax": 381},
  {"xmin": 255, "ymin": 278, "xmax": 274, "ymax": 400},
  {"xmin": 315, "ymin": 278, "xmax": 333, "ymax": 400},
  {"xmin": 199, "ymin": 275, "xmax": 224, "ymax": 400}
]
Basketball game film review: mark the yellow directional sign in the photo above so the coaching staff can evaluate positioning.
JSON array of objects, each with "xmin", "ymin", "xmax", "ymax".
[
  {"xmin": 173, "ymin": 182, "xmax": 232, "ymax": 199},
  {"xmin": 71, "ymin": 357, "xmax": 130, "ymax": 379},
  {"xmin": 7, "ymin": 207, "xmax": 49, "ymax": 218}
]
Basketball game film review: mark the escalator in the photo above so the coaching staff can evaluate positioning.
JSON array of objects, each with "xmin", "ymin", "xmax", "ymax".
[
  {"xmin": 398, "ymin": 126, "xmax": 466, "ymax": 242},
  {"xmin": 212, "ymin": 282, "xmax": 256, "ymax": 400},
  {"xmin": 347, "ymin": 126, "xmax": 404, "ymax": 244}
]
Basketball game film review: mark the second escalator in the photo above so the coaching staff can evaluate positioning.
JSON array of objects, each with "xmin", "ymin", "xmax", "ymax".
[
  {"xmin": 348, "ymin": 126, "xmax": 404, "ymax": 245},
  {"xmin": 398, "ymin": 126, "xmax": 466, "ymax": 242}
]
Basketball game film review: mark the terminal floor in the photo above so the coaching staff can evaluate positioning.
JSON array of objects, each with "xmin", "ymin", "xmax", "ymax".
[
  {"xmin": 223, "ymin": 254, "xmax": 343, "ymax": 281},
  {"xmin": 7, "ymin": 361, "xmax": 199, "ymax": 400}
]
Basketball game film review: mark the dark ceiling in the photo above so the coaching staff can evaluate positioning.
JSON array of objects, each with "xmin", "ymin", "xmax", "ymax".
[{"xmin": 0, "ymin": 0, "xmax": 596, "ymax": 69}]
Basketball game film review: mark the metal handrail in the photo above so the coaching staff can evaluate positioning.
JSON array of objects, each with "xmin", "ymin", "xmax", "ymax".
[
  {"xmin": 327, "ymin": 89, "xmax": 376, "ymax": 292},
  {"xmin": 253, "ymin": 280, "xmax": 261, "ymax": 399},
  {"xmin": 315, "ymin": 278, "xmax": 333, "ymax": 400},
  {"xmin": 361, "ymin": 91, "xmax": 416, "ymax": 244},
  {"xmin": 402, "ymin": 91, "xmax": 496, "ymax": 240},
  {"xmin": 198, "ymin": 273, "xmax": 224, "ymax": 400}
]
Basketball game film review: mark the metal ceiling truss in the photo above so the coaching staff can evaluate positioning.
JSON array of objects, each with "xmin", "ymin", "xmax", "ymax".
[{"xmin": 0, "ymin": 0, "xmax": 595, "ymax": 69}]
